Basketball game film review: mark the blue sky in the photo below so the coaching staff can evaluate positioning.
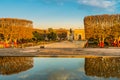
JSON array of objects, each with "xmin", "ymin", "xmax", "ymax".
[{"xmin": 0, "ymin": 0, "xmax": 120, "ymax": 29}]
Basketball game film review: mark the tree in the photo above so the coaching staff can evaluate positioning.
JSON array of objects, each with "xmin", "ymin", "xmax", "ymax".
[
  {"xmin": 48, "ymin": 28, "xmax": 53, "ymax": 32},
  {"xmin": 0, "ymin": 18, "xmax": 33, "ymax": 43},
  {"xmin": 47, "ymin": 32, "xmax": 57, "ymax": 41},
  {"xmin": 32, "ymin": 31, "xmax": 44, "ymax": 41},
  {"xmin": 84, "ymin": 14, "xmax": 120, "ymax": 47},
  {"xmin": 57, "ymin": 32, "xmax": 67, "ymax": 40},
  {"xmin": 47, "ymin": 28, "xmax": 57, "ymax": 41},
  {"xmin": 56, "ymin": 28, "xmax": 67, "ymax": 40}
]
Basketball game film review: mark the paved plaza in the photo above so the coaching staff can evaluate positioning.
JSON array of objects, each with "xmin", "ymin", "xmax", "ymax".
[{"xmin": 0, "ymin": 41, "xmax": 120, "ymax": 57}]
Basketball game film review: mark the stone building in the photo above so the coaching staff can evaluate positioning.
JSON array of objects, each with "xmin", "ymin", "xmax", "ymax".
[{"xmin": 67, "ymin": 29, "xmax": 85, "ymax": 40}]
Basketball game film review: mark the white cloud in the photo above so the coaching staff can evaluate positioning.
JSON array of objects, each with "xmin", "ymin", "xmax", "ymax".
[
  {"xmin": 18, "ymin": 74, "xmax": 29, "ymax": 79},
  {"xmin": 77, "ymin": 0, "xmax": 117, "ymax": 11},
  {"xmin": 24, "ymin": 0, "xmax": 119, "ymax": 11}
]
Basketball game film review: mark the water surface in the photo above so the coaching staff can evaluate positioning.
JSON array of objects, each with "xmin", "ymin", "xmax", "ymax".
[{"xmin": 0, "ymin": 57, "xmax": 120, "ymax": 80}]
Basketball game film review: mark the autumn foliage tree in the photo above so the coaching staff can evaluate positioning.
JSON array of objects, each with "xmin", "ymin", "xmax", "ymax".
[
  {"xmin": 0, "ymin": 18, "xmax": 33, "ymax": 43},
  {"xmin": 84, "ymin": 14, "xmax": 120, "ymax": 46}
]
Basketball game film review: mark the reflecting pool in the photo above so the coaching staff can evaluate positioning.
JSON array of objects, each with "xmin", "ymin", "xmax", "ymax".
[{"xmin": 0, "ymin": 57, "xmax": 120, "ymax": 80}]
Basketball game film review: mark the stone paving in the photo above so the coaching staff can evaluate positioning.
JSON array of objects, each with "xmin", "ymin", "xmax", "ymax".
[{"xmin": 0, "ymin": 41, "xmax": 120, "ymax": 57}]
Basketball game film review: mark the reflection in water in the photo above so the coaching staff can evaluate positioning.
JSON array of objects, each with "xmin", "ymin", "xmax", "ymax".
[
  {"xmin": 0, "ymin": 57, "xmax": 33, "ymax": 75},
  {"xmin": 85, "ymin": 57, "xmax": 120, "ymax": 78},
  {"xmin": 1, "ymin": 57, "xmax": 120, "ymax": 80},
  {"xmin": 48, "ymin": 70, "xmax": 81, "ymax": 80}
]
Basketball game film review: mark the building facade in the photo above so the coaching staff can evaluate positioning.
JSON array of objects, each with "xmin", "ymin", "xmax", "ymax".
[{"xmin": 67, "ymin": 29, "xmax": 85, "ymax": 40}]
